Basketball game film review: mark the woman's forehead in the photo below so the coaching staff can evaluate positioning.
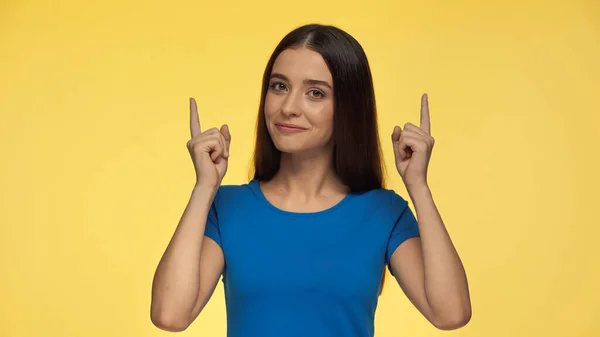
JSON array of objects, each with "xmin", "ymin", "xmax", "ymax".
[{"xmin": 271, "ymin": 48, "xmax": 333, "ymax": 84}]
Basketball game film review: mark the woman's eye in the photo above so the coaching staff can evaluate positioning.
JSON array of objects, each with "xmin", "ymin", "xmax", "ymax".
[
  {"xmin": 309, "ymin": 90, "xmax": 324, "ymax": 98},
  {"xmin": 270, "ymin": 82, "xmax": 287, "ymax": 91}
]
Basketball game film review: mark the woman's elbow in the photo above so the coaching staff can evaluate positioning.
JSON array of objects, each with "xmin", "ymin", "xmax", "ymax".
[
  {"xmin": 150, "ymin": 309, "xmax": 191, "ymax": 332},
  {"xmin": 432, "ymin": 306, "xmax": 472, "ymax": 330}
]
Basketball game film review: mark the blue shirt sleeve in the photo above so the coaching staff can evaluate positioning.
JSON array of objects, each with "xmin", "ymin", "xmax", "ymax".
[
  {"xmin": 204, "ymin": 193, "xmax": 222, "ymax": 247},
  {"xmin": 385, "ymin": 191, "xmax": 420, "ymax": 274}
]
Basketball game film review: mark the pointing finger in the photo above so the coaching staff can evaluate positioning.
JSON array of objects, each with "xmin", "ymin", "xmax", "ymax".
[
  {"xmin": 190, "ymin": 97, "xmax": 201, "ymax": 138},
  {"xmin": 420, "ymin": 93, "xmax": 431, "ymax": 135}
]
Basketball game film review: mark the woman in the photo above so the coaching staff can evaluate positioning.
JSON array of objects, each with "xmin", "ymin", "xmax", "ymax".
[{"xmin": 151, "ymin": 24, "xmax": 471, "ymax": 336}]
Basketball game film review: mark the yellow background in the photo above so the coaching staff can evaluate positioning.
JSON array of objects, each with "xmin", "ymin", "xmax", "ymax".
[{"xmin": 1, "ymin": 0, "xmax": 599, "ymax": 336}]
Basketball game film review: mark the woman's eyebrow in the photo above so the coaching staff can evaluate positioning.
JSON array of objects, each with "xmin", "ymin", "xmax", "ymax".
[{"xmin": 270, "ymin": 72, "xmax": 333, "ymax": 90}]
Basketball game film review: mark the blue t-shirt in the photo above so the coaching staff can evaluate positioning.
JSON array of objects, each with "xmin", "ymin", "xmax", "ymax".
[{"xmin": 204, "ymin": 179, "xmax": 420, "ymax": 337}]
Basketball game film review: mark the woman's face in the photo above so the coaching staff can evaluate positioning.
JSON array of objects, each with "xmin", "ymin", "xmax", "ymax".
[{"xmin": 264, "ymin": 47, "xmax": 335, "ymax": 155}]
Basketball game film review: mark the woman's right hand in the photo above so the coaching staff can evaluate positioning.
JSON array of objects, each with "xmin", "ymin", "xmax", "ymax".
[{"xmin": 187, "ymin": 97, "xmax": 231, "ymax": 189}]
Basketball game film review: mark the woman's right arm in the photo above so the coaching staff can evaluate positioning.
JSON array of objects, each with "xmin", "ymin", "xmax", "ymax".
[
  {"xmin": 151, "ymin": 98, "xmax": 231, "ymax": 331},
  {"xmin": 150, "ymin": 185, "xmax": 225, "ymax": 332}
]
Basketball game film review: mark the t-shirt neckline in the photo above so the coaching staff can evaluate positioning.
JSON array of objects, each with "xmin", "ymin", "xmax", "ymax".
[{"xmin": 248, "ymin": 179, "xmax": 353, "ymax": 217}]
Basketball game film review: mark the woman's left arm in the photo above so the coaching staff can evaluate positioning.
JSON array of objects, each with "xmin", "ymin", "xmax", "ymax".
[
  {"xmin": 389, "ymin": 94, "xmax": 471, "ymax": 330},
  {"xmin": 389, "ymin": 185, "xmax": 471, "ymax": 330}
]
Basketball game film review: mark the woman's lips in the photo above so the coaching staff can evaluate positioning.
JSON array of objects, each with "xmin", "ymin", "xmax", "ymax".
[{"xmin": 275, "ymin": 123, "xmax": 308, "ymax": 133}]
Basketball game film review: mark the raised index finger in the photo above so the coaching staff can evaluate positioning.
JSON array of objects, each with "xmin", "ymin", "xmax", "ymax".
[
  {"xmin": 420, "ymin": 93, "xmax": 431, "ymax": 135},
  {"xmin": 190, "ymin": 97, "xmax": 201, "ymax": 138}
]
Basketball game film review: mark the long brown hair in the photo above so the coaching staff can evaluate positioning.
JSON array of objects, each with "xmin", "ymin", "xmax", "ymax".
[{"xmin": 251, "ymin": 24, "xmax": 389, "ymax": 294}]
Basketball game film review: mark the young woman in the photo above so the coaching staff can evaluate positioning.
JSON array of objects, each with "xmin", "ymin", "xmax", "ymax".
[{"xmin": 151, "ymin": 24, "xmax": 471, "ymax": 337}]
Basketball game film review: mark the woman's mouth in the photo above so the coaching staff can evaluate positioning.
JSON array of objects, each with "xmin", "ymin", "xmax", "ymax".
[{"xmin": 275, "ymin": 123, "xmax": 308, "ymax": 133}]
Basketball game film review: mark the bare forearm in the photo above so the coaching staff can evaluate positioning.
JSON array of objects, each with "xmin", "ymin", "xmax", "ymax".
[
  {"xmin": 407, "ymin": 184, "xmax": 471, "ymax": 324},
  {"xmin": 151, "ymin": 185, "xmax": 217, "ymax": 326}
]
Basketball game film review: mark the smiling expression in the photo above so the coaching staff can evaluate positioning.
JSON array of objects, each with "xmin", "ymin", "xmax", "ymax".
[{"xmin": 264, "ymin": 47, "xmax": 335, "ymax": 154}]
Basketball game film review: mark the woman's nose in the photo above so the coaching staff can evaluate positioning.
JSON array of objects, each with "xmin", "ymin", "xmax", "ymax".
[{"xmin": 281, "ymin": 92, "xmax": 302, "ymax": 117}]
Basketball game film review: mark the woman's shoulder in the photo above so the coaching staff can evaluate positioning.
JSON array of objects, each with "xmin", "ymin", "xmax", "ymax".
[
  {"xmin": 355, "ymin": 186, "xmax": 408, "ymax": 200},
  {"xmin": 351, "ymin": 186, "xmax": 410, "ymax": 210},
  {"xmin": 213, "ymin": 179, "xmax": 260, "ymax": 203}
]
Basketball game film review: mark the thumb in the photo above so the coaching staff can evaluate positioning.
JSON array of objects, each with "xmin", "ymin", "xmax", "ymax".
[
  {"xmin": 220, "ymin": 124, "xmax": 231, "ymax": 156},
  {"xmin": 391, "ymin": 126, "xmax": 407, "ymax": 161},
  {"xmin": 391, "ymin": 125, "xmax": 401, "ymax": 143}
]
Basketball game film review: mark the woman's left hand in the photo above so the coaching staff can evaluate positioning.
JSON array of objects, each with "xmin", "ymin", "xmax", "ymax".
[{"xmin": 392, "ymin": 93, "xmax": 435, "ymax": 188}]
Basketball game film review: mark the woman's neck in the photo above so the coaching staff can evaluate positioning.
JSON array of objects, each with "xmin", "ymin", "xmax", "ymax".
[{"xmin": 269, "ymin": 149, "xmax": 347, "ymax": 198}]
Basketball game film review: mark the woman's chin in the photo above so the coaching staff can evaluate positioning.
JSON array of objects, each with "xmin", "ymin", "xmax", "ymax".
[
  {"xmin": 274, "ymin": 144, "xmax": 305, "ymax": 154},
  {"xmin": 274, "ymin": 144, "xmax": 329, "ymax": 157},
  {"xmin": 271, "ymin": 135, "xmax": 331, "ymax": 156}
]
